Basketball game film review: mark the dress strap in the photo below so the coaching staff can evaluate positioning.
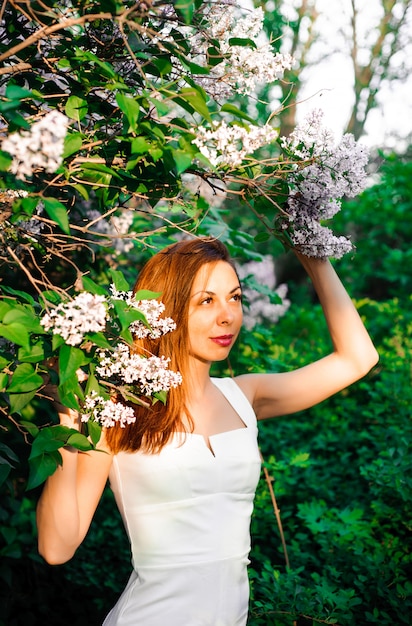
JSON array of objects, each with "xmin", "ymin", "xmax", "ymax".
[{"xmin": 211, "ymin": 377, "xmax": 257, "ymax": 430}]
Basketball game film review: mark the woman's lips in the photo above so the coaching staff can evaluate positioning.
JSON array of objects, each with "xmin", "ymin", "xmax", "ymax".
[{"xmin": 210, "ymin": 335, "xmax": 234, "ymax": 347}]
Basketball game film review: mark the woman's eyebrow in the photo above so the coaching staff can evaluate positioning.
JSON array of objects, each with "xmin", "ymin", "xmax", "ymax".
[{"xmin": 191, "ymin": 285, "xmax": 242, "ymax": 297}]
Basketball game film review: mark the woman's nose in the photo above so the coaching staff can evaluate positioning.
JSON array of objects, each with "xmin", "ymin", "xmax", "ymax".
[{"xmin": 217, "ymin": 303, "xmax": 233, "ymax": 325}]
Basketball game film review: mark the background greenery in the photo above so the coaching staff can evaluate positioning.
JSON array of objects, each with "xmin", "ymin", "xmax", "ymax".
[{"xmin": 1, "ymin": 1, "xmax": 411, "ymax": 624}]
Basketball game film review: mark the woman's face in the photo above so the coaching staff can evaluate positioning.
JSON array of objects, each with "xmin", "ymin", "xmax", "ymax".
[{"xmin": 188, "ymin": 261, "xmax": 243, "ymax": 365}]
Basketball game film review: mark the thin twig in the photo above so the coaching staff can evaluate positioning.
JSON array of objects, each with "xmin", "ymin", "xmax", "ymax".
[{"xmin": 260, "ymin": 450, "xmax": 290, "ymax": 569}]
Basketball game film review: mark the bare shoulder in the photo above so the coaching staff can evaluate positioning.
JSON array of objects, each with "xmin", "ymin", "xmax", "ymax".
[
  {"xmin": 234, "ymin": 372, "xmax": 284, "ymax": 418},
  {"xmin": 234, "ymin": 373, "xmax": 267, "ymax": 401}
]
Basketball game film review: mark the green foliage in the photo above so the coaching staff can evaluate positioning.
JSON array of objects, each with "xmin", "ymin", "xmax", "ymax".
[
  {"xmin": 333, "ymin": 154, "xmax": 412, "ymax": 300},
  {"xmin": 246, "ymin": 294, "xmax": 412, "ymax": 625}
]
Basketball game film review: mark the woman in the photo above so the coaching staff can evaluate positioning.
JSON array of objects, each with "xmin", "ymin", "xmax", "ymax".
[{"xmin": 36, "ymin": 237, "xmax": 378, "ymax": 626}]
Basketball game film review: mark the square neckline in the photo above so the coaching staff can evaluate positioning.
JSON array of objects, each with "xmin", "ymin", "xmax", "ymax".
[{"xmin": 188, "ymin": 378, "xmax": 249, "ymax": 456}]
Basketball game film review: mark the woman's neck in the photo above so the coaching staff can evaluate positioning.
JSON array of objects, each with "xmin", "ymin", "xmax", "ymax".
[{"xmin": 186, "ymin": 356, "xmax": 213, "ymax": 398}]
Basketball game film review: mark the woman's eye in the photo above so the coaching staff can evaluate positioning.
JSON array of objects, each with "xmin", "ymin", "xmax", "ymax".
[
  {"xmin": 231, "ymin": 293, "xmax": 243, "ymax": 302},
  {"xmin": 200, "ymin": 297, "xmax": 212, "ymax": 305}
]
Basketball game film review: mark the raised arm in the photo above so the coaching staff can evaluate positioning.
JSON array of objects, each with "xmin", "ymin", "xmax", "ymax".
[
  {"xmin": 236, "ymin": 253, "xmax": 379, "ymax": 420},
  {"xmin": 36, "ymin": 407, "xmax": 112, "ymax": 565}
]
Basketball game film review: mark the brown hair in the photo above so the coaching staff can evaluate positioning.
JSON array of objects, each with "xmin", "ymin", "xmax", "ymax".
[{"xmin": 105, "ymin": 236, "xmax": 235, "ymax": 454}]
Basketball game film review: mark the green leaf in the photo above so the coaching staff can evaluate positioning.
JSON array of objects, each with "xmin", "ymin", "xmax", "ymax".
[
  {"xmin": 42, "ymin": 198, "xmax": 70, "ymax": 234},
  {"xmin": 228, "ymin": 37, "xmax": 257, "ymax": 49},
  {"xmin": 66, "ymin": 432, "xmax": 93, "ymax": 451},
  {"xmin": 130, "ymin": 136, "xmax": 151, "ymax": 154},
  {"xmin": 290, "ymin": 452, "xmax": 311, "ymax": 466},
  {"xmin": 19, "ymin": 420, "xmax": 39, "ymax": 437},
  {"xmin": 17, "ymin": 341, "xmax": 46, "ymax": 363},
  {"xmin": 0, "ymin": 372, "xmax": 8, "ymax": 391},
  {"xmin": 178, "ymin": 56, "xmax": 210, "ymax": 76},
  {"xmin": 0, "ymin": 322, "xmax": 30, "ymax": 348},
  {"xmin": 7, "ymin": 363, "xmax": 44, "ymax": 393},
  {"xmin": 65, "ymin": 95, "xmax": 88, "ymax": 122},
  {"xmin": 8, "ymin": 389, "xmax": 37, "ymax": 414},
  {"xmin": 58, "ymin": 381, "xmax": 83, "ymax": 412},
  {"xmin": 2, "ymin": 306, "xmax": 43, "ymax": 333},
  {"xmin": 29, "ymin": 425, "xmax": 73, "ymax": 459},
  {"xmin": 109, "ymin": 269, "xmax": 130, "ymax": 292},
  {"xmin": 147, "ymin": 97, "xmax": 171, "ymax": 118},
  {"xmin": 0, "ymin": 442, "xmax": 19, "ymax": 464},
  {"xmin": 134, "ymin": 289, "xmax": 161, "ymax": 301},
  {"xmin": 116, "ymin": 93, "xmax": 141, "ymax": 133},
  {"xmin": 58, "ymin": 344, "xmax": 89, "ymax": 385},
  {"xmin": 0, "ymin": 150, "xmax": 12, "ymax": 171},
  {"xmin": 63, "ymin": 132, "xmax": 83, "ymax": 158},
  {"xmin": 86, "ymin": 331, "xmax": 111, "ymax": 349},
  {"xmin": 6, "ymin": 84, "xmax": 33, "ymax": 100},
  {"xmin": 72, "ymin": 183, "xmax": 89, "ymax": 200},
  {"xmin": 174, "ymin": 0, "xmax": 194, "ymax": 23},
  {"xmin": 74, "ymin": 48, "xmax": 117, "ymax": 79},
  {"xmin": 3, "ymin": 110, "xmax": 30, "ymax": 129},
  {"xmin": 221, "ymin": 104, "xmax": 257, "ymax": 124},
  {"xmin": 86, "ymin": 419, "xmax": 102, "ymax": 447},
  {"xmin": 81, "ymin": 275, "xmax": 107, "ymax": 296},
  {"xmin": 150, "ymin": 55, "xmax": 173, "ymax": 77},
  {"xmin": 0, "ymin": 300, "xmax": 11, "ymax": 320},
  {"xmin": 0, "ymin": 286, "xmax": 36, "ymax": 305},
  {"xmin": 40, "ymin": 290, "xmax": 63, "ymax": 306},
  {"xmin": 111, "ymin": 299, "xmax": 148, "ymax": 334},
  {"xmin": 175, "ymin": 87, "xmax": 211, "ymax": 122},
  {"xmin": 80, "ymin": 162, "xmax": 121, "ymax": 177},
  {"xmin": 27, "ymin": 450, "xmax": 62, "ymax": 490},
  {"xmin": 172, "ymin": 149, "xmax": 193, "ymax": 174},
  {"xmin": 254, "ymin": 232, "xmax": 270, "ymax": 243},
  {"xmin": 0, "ymin": 355, "xmax": 11, "ymax": 369},
  {"xmin": 153, "ymin": 389, "xmax": 167, "ymax": 404}
]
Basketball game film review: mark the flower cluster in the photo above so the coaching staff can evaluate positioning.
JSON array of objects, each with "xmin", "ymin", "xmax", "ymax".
[
  {"xmin": 154, "ymin": 3, "xmax": 293, "ymax": 100},
  {"xmin": 203, "ymin": 5, "xmax": 294, "ymax": 97},
  {"xmin": 193, "ymin": 121, "xmax": 278, "ymax": 168},
  {"xmin": 281, "ymin": 110, "xmax": 370, "ymax": 258},
  {"xmin": 81, "ymin": 344, "xmax": 182, "ymax": 427},
  {"xmin": 40, "ymin": 286, "xmax": 182, "ymax": 428},
  {"xmin": 40, "ymin": 292, "xmax": 108, "ymax": 346},
  {"xmin": 110, "ymin": 287, "xmax": 177, "ymax": 338},
  {"xmin": 1, "ymin": 110, "xmax": 68, "ymax": 180},
  {"xmin": 81, "ymin": 392, "xmax": 137, "ymax": 428},
  {"xmin": 95, "ymin": 344, "xmax": 183, "ymax": 396}
]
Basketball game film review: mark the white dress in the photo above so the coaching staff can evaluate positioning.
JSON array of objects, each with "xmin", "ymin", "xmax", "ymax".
[{"xmin": 103, "ymin": 377, "xmax": 261, "ymax": 626}]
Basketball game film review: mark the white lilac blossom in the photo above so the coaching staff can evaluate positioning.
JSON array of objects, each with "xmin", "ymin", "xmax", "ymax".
[
  {"xmin": 237, "ymin": 256, "xmax": 290, "ymax": 330},
  {"xmin": 40, "ymin": 292, "xmax": 107, "ymax": 346},
  {"xmin": 153, "ymin": 4, "xmax": 293, "ymax": 100},
  {"xmin": 282, "ymin": 110, "xmax": 370, "ymax": 258},
  {"xmin": 1, "ymin": 111, "xmax": 68, "ymax": 181},
  {"xmin": 193, "ymin": 121, "xmax": 278, "ymax": 168},
  {"xmin": 95, "ymin": 343, "xmax": 183, "ymax": 396},
  {"xmin": 40, "ymin": 287, "xmax": 182, "ymax": 427},
  {"xmin": 81, "ymin": 391, "xmax": 137, "ymax": 428},
  {"xmin": 198, "ymin": 5, "xmax": 294, "ymax": 97},
  {"xmin": 109, "ymin": 286, "xmax": 177, "ymax": 339}
]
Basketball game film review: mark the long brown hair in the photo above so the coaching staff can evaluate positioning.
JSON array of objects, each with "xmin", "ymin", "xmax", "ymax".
[{"xmin": 105, "ymin": 236, "xmax": 235, "ymax": 454}]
